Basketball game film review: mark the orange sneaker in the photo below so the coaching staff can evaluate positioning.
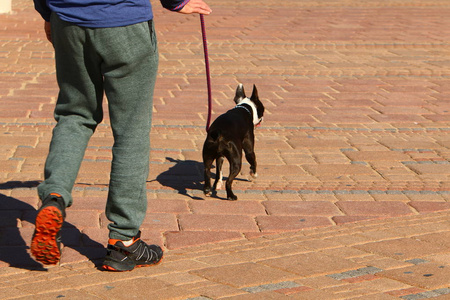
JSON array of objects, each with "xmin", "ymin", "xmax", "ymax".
[{"xmin": 31, "ymin": 193, "xmax": 66, "ymax": 265}]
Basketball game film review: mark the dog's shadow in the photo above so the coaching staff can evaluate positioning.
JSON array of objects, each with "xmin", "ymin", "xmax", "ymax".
[
  {"xmin": 154, "ymin": 158, "xmax": 204, "ymax": 200},
  {"xmin": 154, "ymin": 157, "xmax": 248, "ymax": 200},
  {"xmin": 0, "ymin": 181, "xmax": 105, "ymax": 271}
]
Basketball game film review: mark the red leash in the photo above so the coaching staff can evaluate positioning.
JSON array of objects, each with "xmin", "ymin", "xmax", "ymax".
[{"xmin": 200, "ymin": 14, "xmax": 212, "ymax": 131}]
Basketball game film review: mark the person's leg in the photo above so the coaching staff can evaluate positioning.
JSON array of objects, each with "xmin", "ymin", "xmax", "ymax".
[
  {"xmin": 37, "ymin": 14, "xmax": 104, "ymax": 207},
  {"xmin": 32, "ymin": 14, "xmax": 104, "ymax": 265},
  {"xmin": 92, "ymin": 20, "xmax": 159, "ymax": 241}
]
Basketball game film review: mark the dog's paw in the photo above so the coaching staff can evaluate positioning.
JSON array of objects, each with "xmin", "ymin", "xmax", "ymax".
[
  {"xmin": 249, "ymin": 170, "xmax": 258, "ymax": 179},
  {"xmin": 203, "ymin": 188, "xmax": 212, "ymax": 197},
  {"xmin": 227, "ymin": 195, "xmax": 238, "ymax": 201}
]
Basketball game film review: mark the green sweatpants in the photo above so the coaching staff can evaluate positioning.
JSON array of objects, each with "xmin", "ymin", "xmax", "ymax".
[{"xmin": 38, "ymin": 14, "xmax": 159, "ymax": 240}]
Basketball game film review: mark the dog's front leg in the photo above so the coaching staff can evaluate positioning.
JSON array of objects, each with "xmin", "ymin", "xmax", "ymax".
[
  {"xmin": 243, "ymin": 138, "xmax": 257, "ymax": 179},
  {"xmin": 212, "ymin": 156, "xmax": 224, "ymax": 191},
  {"xmin": 246, "ymin": 152, "xmax": 257, "ymax": 179}
]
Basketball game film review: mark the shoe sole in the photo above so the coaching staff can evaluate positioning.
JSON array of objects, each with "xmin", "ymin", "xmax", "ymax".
[{"xmin": 31, "ymin": 206, "xmax": 63, "ymax": 265}]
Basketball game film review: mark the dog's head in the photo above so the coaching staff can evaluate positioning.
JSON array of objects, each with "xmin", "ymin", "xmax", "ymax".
[{"xmin": 233, "ymin": 84, "xmax": 265, "ymax": 126}]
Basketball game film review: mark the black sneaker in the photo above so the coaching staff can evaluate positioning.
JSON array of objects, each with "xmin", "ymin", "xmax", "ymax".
[
  {"xmin": 102, "ymin": 231, "xmax": 163, "ymax": 271},
  {"xmin": 31, "ymin": 193, "xmax": 66, "ymax": 265}
]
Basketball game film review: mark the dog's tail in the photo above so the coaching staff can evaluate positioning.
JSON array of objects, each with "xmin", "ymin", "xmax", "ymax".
[
  {"xmin": 206, "ymin": 129, "xmax": 225, "ymax": 151},
  {"xmin": 209, "ymin": 129, "xmax": 221, "ymax": 142}
]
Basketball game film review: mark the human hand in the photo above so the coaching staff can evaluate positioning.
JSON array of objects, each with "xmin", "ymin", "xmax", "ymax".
[
  {"xmin": 178, "ymin": 0, "xmax": 212, "ymax": 15},
  {"xmin": 44, "ymin": 21, "xmax": 52, "ymax": 43}
]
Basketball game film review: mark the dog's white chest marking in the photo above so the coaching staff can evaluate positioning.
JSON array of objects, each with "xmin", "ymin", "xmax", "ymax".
[{"xmin": 235, "ymin": 98, "xmax": 261, "ymax": 125}]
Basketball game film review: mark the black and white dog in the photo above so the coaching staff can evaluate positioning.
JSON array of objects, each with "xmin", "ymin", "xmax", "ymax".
[{"xmin": 202, "ymin": 84, "xmax": 265, "ymax": 200}]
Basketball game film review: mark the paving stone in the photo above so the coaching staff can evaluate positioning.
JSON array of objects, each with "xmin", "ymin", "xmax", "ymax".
[
  {"xmin": 350, "ymin": 293, "xmax": 399, "ymax": 300},
  {"xmin": 288, "ymin": 137, "xmax": 350, "ymax": 149},
  {"xmin": 260, "ymin": 252, "xmax": 364, "ymax": 277},
  {"xmin": 405, "ymin": 259, "xmax": 429, "ymax": 266},
  {"xmin": 344, "ymin": 151, "xmax": 411, "ymax": 162},
  {"xmin": 336, "ymin": 201, "xmax": 415, "ymax": 216},
  {"xmin": 256, "ymin": 215, "xmax": 334, "ymax": 232},
  {"xmin": 164, "ymin": 231, "xmax": 243, "ymax": 250},
  {"xmin": 242, "ymin": 281, "xmax": 301, "ymax": 293},
  {"xmin": 63, "ymin": 210, "xmax": 102, "ymax": 229},
  {"xmin": 386, "ymin": 287, "xmax": 428, "ymax": 297},
  {"xmin": 140, "ymin": 213, "xmax": 179, "ymax": 231},
  {"xmin": 407, "ymin": 164, "xmax": 450, "ymax": 175},
  {"xmin": 219, "ymin": 290, "xmax": 288, "ymax": 299},
  {"xmin": 157, "ymin": 272, "xmax": 208, "ymax": 286},
  {"xmin": 333, "ymin": 216, "xmax": 384, "ymax": 225},
  {"xmin": 434, "ymin": 288, "xmax": 450, "ymax": 295},
  {"xmin": 190, "ymin": 262, "xmax": 298, "ymax": 288},
  {"xmin": 354, "ymin": 238, "xmax": 449, "ymax": 260},
  {"xmin": 327, "ymin": 266, "xmax": 383, "ymax": 280},
  {"xmin": 343, "ymin": 276, "xmax": 412, "ymax": 292},
  {"xmin": 400, "ymin": 291, "xmax": 442, "ymax": 299},
  {"xmin": 263, "ymin": 200, "xmax": 342, "ymax": 216},
  {"xmin": 408, "ymin": 201, "xmax": 450, "ymax": 213},
  {"xmin": 189, "ymin": 200, "xmax": 266, "ymax": 215},
  {"xmin": 82, "ymin": 277, "xmax": 196, "ymax": 300},
  {"xmin": 59, "ymin": 248, "xmax": 105, "ymax": 266},
  {"xmin": 423, "ymin": 253, "xmax": 450, "ymax": 266},
  {"xmin": 379, "ymin": 263, "xmax": 450, "ymax": 290},
  {"xmin": 413, "ymin": 231, "xmax": 450, "ymax": 248},
  {"xmin": 189, "ymin": 284, "xmax": 246, "ymax": 299},
  {"xmin": 17, "ymin": 290, "xmax": 105, "ymax": 300},
  {"xmin": 196, "ymin": 248, "xmax": 281, "ymax": 266},
  {"xmin": 178, "ymin": 214, "xmax": 260, "ymax": 232},
  {"xmin": 303, "ymin": 164, "xmax": 377, "ymax": 176}
]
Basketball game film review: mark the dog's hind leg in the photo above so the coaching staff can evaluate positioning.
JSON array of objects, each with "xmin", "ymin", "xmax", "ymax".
[
  {"xmin": 226, "ymin": 158, "xmax": 241, "ymax": 200},
  {"xmin": 203, "ymin": 154, "xmax": 215, "ymax": 197},
  {"xmin": 212, "ymin": 156, "xmax": 224, "ymax": 191},
  {"xmin": 225, "ymin": 144, "xmax": 242, "ymax": 201}
]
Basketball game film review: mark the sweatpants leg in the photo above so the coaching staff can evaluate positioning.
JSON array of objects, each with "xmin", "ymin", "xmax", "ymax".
[
  {"xmin": 39, "ymin": 16, "xmax": 158, "ymax": 240},
  {"xmin": 92, "ymin": 21, "xmax": 159, "ymax": 240},
  {"xmin": 38, "ymin": 14, "xmax": 104, "ymax": 207}
]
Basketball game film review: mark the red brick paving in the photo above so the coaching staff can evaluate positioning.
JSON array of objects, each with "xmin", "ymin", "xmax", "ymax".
[{"xmin": 1, "ymin": 0, "xmax": 450, "ymax": 297}]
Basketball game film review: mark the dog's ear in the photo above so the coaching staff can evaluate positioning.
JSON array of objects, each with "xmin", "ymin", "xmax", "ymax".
[
  {"xmin": 251, "ymin": 85, "xmax": 265, "ymax": 119},
  {"xmin": 234, "ymin": 84, "xmax": 246, "ymax": 104},
  {"xmin": 250, "ymin": 85, "xmax": 259, "ymax": 102}
]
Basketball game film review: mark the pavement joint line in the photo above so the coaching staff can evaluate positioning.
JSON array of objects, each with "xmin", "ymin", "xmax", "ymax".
[
  {"xmin": 161, "ymin": 41, "xmax": 450, "ymax": 47},
  {"xmin": 403, "ymin": 161, "xmax": 450, "ymax": 165},
  {"xmin": 3, "ymin": 70, "xmax": 450, "ymax": 78},
  {"xmin": 2, "ymin": 123, "xmax": 450, "ymax": 132},
  {"xmin": 4, "ymin": 39, "xmax": 450, "ymax": 47},
  {"xmin": 63, "ymin": 187, "xmax": 450, "ymax": 195}
]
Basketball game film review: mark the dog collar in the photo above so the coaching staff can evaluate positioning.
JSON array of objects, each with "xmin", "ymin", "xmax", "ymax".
[
  {"xmin": 235, "ymin": 104, "xmax": 252, "ymax": 116},
  {"xmin": 235, "ymin": 99, "xmax": 262, "ymax": 126}
]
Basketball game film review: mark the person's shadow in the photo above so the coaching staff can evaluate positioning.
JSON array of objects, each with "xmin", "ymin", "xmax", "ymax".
[{"xmin": 0, "ymin": 181, "xmax": 105, "ymax": 271}]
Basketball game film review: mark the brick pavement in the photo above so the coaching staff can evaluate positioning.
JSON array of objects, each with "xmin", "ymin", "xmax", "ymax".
[
  {"xmin": 1, "ymin": 212, "xmax": 449, "ymax": 299},
  {"xmin": 1, "ymin": 0, "xmax": 450, "ymax": 298}
]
